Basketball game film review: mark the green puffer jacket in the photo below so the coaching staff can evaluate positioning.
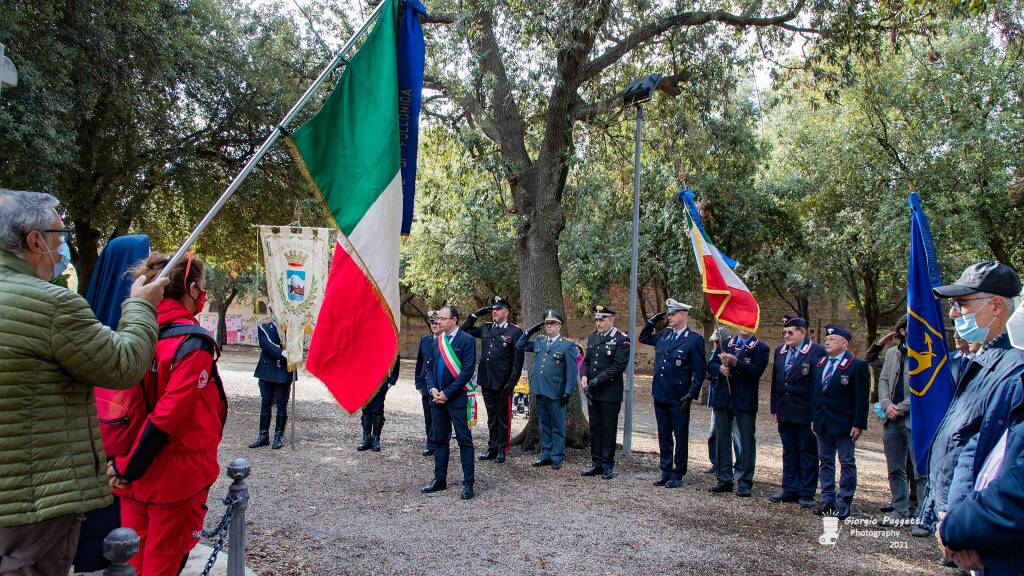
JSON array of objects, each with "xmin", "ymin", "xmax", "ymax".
[{"xmin": 0, "ymin": 251, "xmax": 158, "ymax": 527}]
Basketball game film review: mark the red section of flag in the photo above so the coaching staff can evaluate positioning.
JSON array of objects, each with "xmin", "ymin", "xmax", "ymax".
[
  {"xmin": 306, "ymin": 243, "xmax": 397, "ymax": 414},
  {"xmin": 702, "ymin": 255, "xmax": 759, "ymax": 332}
]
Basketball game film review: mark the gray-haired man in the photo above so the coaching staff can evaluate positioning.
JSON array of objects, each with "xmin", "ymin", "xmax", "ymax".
[{"xmin": 0, "ymin": 189, "xmax": 167, "ymax": 575}]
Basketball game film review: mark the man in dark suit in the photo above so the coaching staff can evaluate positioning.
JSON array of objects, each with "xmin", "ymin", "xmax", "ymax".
[
  {"xmin": 250, "ymin": 313, "xmax": 296, "ymax": 450},
  {"xmin": 422, "ymin": 305, "xmax": 478, "ymax": 499},
  {"xmin": 811, "ymin": 324, "xmax": 869, "ymax": 519},
  {"xmin": 581, "ymin": 304, "xmax": 630, "ymax": 480},
  {"xmin": 707, "ymin": 328, "xmax": 769, "ymax": 497},
  {"xmin": 462, "ymin": 296, "xmax": 525, "ymax": 463},
  {"xmin": 769, "ymin": 316, "xmax": 826, "ymax": 508},
  {"xmin": 414, "ymin": 310, "xmax": 441, "ymax": 456},
  {"xmin": 639, "ymin": 298, "xmax": 706, "ymax": 488}
]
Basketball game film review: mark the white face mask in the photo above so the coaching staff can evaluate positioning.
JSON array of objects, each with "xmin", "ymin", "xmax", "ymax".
[{"xmin": 1008, "ymin": 301, "xmax": 1024, "ymax": 350}]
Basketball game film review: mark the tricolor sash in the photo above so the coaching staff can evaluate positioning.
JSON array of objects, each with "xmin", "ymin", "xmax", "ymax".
[{"xmin": 439, "ymin": 334, "xmax": 462, "ymax": 380}]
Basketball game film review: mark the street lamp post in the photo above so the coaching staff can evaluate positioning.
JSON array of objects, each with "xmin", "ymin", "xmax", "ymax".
[{"xmin": 621, "ymin": 73, "xmax": 661, "ymax": 457}]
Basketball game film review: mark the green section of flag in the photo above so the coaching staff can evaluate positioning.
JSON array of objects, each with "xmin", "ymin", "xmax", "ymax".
[{"xmin": 289, "ymin": 0, "xmax": 400, "ymax": 237}]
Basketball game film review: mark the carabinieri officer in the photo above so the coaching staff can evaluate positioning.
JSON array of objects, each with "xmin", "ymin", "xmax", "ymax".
[{"xmin": 581, "ymin": 304, "xmax": 630, "ymax": 480}]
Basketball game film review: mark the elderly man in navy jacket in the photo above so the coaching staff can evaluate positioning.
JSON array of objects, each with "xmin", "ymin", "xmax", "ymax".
[
  {"xmin": 811, "ymin": 324, "xmax": 869, "ymax": 519},
  {"xmin": 639, "ymin": 298, "xmax": 706, "ymax": 488},
  {"xmin": 708, "ymin": 328, "xmax": 769, "ymax": 497},
  {"xmin": 769, "ymin": 316, "xmax": 826, "ymax": 508},
  {"xmin": 421, "ymin": 306, "xmax": 478, "ymax": 500}
]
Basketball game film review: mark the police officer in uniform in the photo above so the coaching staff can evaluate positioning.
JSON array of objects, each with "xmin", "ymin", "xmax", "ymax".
[
  {"xmin": 250, "ymin": 313, "xmax": 296, "ymax": 450},
  {"xmin": 516, "ymin": 309, "xmax": 579, "ymax": 470},
  {"xmin": 811, "ymin": 324, "xmax": 869, "ymax": 519},
  {"xmin": 769, "ymin": 316, "xmax": 825, "ymax": 508},
  {"xmin": 462, "ymin": 296, "xmax": 525, "ymax": 463},
  {"xmin": 639, "ymin": 298, "xmax": 706, "ymax": 488},
  {"xmin": 708, "ymin": 328, "xmax": 769, "ymax": 497},
  {"xmin": 581, "ymin": 305, "xmax": 630, "ymax": 480},
  {"xmin": 414, "ymin": 310, "xmax": 441, "ymax": 456}
]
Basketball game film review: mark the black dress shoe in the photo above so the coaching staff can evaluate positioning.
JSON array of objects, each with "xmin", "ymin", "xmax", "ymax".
[
  {"xmin": 709, "ymin": 482, "xmax": 733, "ymax": 493},
  {"xmin": 421, "ymin": 479, "xmax": 447, "ymax": 493},
  {"xmin": 495, "ymin": 452, "xmax": 506, "ymax": 463},
  {"xmin": 703, "ymin": 466, "xmax": 715, "ymax": 475},
  {"xmin": 461, "ymin": 484, "xmax": 474, "ymax": 500},
  {"xmin": 551, "ymin": 461, "xmax": 562, "ymax": 470},
  {"xmin": 532, "ymin": 458, "xmax": 553, "ymax": 467},
  {"xmin": 422, "ymin": 448, "xmax": 435, "ymax": 457},
  {"xmin": 736, "ymin": 486, "xmax": 752, "ymax": 497},
  {"xmin": 666, "ymin": 477, "xmax": 682, "ymax": 489},
  {"xmin": 814, "ymin": 502, "xmax": 836, "ymax": 516},
  {"xmin": 835, "ymin": 506, "xmax": 850, "ymax": 519},
  {"xmin": 602, "ymin": 468, "xmax": 614, "ymax": 480},
  {"xmin": 911, "ymin": 524, "xmax": 932, "ymax": 537},
  {"xmin": 653, "ymin": 475, "xmax": 671, "ymax": 487},
  {"xmin": 582, "ymin": 464, "xmax": 603, "ymax": 477},
  {"xmin": 879, "ymin": 505, "xmax": 894, "ymax": 513},
  {"xmin": 798, "ymin": 497, "xmax": 815, "ymax": 509},
  {"xmin": 479, "ymin": 450, "xmax": 498, "ymax": 461},
  {"xmin": 769, "ymin": 492, "xmax": 799, "ymax": 503}
]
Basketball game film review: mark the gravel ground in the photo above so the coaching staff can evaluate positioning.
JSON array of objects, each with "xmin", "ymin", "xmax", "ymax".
[{"xmin": 203, "ymin": 346, "xmax": 943, "ymax": 576}]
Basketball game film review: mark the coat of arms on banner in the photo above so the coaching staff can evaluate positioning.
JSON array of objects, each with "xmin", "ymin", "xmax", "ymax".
[{"xmin": 258, "ymin": 226, "xmax": 331, "ymax": 370}]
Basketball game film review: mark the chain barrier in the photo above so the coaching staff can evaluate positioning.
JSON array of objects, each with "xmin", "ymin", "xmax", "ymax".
[{"xmin": 198, "ymin": 493, "xmax": 238, "ymax": 576}]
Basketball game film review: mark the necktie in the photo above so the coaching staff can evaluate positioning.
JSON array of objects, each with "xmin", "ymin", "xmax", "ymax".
[
  {"xmin": 785, "ymin": 348, "xmax": 797, "ymax": 371},
  {"xmin": 822, "ymin": 357, "xmax": 838, "ymax": 386}
]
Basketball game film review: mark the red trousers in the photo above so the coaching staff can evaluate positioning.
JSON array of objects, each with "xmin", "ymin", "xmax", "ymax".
[{"xmin": 121, "ymin": 490, "xmax": 208, "ymax": 576}]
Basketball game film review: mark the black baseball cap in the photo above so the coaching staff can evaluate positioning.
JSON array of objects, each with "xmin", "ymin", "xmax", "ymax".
[{"xmin": 933, "ymin": 261, "xmax": 1022, "ymax": 299}]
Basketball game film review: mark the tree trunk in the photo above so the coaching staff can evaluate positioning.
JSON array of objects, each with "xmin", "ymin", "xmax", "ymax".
[
  {"xmin": 215, "ymin": 286, "xmax": 239, "ymax": 347},
  {"xmin": 72, "ymin": 218, "xmax": 102, "ymax": 295}
]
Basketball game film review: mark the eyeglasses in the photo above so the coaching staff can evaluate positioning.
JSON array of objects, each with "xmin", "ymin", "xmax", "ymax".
[
  {"xmin": 783, "ymin": 329, "xmax": 799, "ymax": 337},
  {"xmin": 41, "ymin": 228, "xmax": 72, "ymax": 243},
  {"xmin": 544, "ymin": 321, "xmax": 560, "ymax": 326},
  {"xmin": 435, "ymin": 316, "xmax": 453, "ymax": 321},
  {"xmin": 950, "ymin": 296, "xmax": 992, "ymax": 314}
]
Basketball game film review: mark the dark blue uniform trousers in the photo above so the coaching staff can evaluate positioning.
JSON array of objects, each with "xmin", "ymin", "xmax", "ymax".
[
  {"xmin": 420, "ymin": 392, "xmax": 434, "ymax": 451},
  {"xmin": 817, "ymin": 429, "xmax": 857, "ymax": 507},
  {"xmin": 536, "ymin": 395, "xmax": 567, "ymax": 464},
  {"xmin": 655, "ymin": 401, "xmax": 692, "ymax": 478},
  {"xmin": 778, "ymin": 420, "xmax": 818, "ymax": 498},
  {"xmin": 431, "ymin": 401, "xmax": 475, "ymax": 485}
]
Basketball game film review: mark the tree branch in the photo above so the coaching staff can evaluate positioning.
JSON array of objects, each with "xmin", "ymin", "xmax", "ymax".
[
  {"xmin": 570, "ymin": 71, "xmax": 691, "ymax": 121},
  {"xmin": 581, "ymin": 0, "xmax": 807, "ymax": 82}
]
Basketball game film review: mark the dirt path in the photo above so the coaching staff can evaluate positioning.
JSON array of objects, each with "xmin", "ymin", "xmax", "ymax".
[{"xmin": 203, "ymin": 347, "xmax": 942, "ymax": 575}]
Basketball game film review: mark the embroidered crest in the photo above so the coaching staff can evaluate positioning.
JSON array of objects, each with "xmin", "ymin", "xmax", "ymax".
[
  {"xmin": 840, "ymin": 374, "xmax": 850, "ymax": 386},
  {"xmin": 743, "ymin": 357, "xmax": 751, "ymax": 363},
  {"xmin": 801, "ymin": 363, "xmax": 810, "ymax": 376},
  {"xmin": 197, "ymin": 369, "xmax": 210, "ymax": 389}
]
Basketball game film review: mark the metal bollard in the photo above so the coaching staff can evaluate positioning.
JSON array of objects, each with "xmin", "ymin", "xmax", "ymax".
[
  {"xmin": 226, "ymin": 458, "xmax": 251, "ymax": 576},
  {"xmin": 103, "ymin": 527, "xmax": 140, "ymax": 576}
]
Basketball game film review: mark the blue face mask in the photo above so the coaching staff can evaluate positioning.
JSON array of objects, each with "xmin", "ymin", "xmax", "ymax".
[
  {"xmin": 46, "ymin": 240, "xmax": 72, "ymax": 281},
  {"xmin": 954, "ymin": 310, "xmax": 993, "ymax": 344}
]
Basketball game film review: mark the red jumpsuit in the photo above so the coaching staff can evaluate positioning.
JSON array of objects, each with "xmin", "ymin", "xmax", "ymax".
[{"xmin": 114, "ymin": 299, "xmax": 227, "ymax": 576}]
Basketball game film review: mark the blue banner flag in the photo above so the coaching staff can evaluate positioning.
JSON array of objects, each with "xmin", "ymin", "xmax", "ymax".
[
  {"xmin": 397, "ymin": 0, "xmax": 426, "ymax": 234},
  {"xmin": 907, "ymin": 192, "xmax": 955, "ymax": 477}
]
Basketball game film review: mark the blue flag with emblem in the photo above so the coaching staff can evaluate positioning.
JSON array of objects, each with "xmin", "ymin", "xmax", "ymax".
[{"xmin": 907, "ymin": 192, "xmax": 955, "ymax": 477}]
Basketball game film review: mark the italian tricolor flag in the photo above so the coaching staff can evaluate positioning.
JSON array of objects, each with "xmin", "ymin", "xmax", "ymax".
[
  {"xmin": 289, "ymin": 0, "xmax": 406, "ymax": 413},
  {"xmin": 679, "ymin": 190, "xmax": 760, "ymax": 332}
]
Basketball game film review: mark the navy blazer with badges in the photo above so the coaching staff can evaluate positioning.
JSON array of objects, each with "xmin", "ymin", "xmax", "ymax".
[
  {"xmin": 638, "ymin": 323, "xmax": 706, "ymax": 404},
  {"xmin": 811, "ymin": 351, "xmax": 869, "ymax": 436},
  {"xmin": 414, "ymin": 334, "xmax": 437, "ymax": 394},
  {"xmin": 707, "ymin": 335, "xmax": 770, "ymax": 412},
  {"xmin": 516, "ymin": 333, "xmax": 579, "ymax": 400},
  {"xmin": 254, "ymin": 322, "xmax": 294, "ymax": 384},
  {"xmin": 423, "ymin": 329, "xmax": 477, "ymax": 407},
  {"xmin": 462, "ymin": 318, "xmax": 525, "ymax": 392},
  {"xmin": 771, "ymin": 338, "xmax": 827, "ymax": 424},
  {"xmin": 582, "ymin": 328, "xmax": 630, "ymax": 403}
]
